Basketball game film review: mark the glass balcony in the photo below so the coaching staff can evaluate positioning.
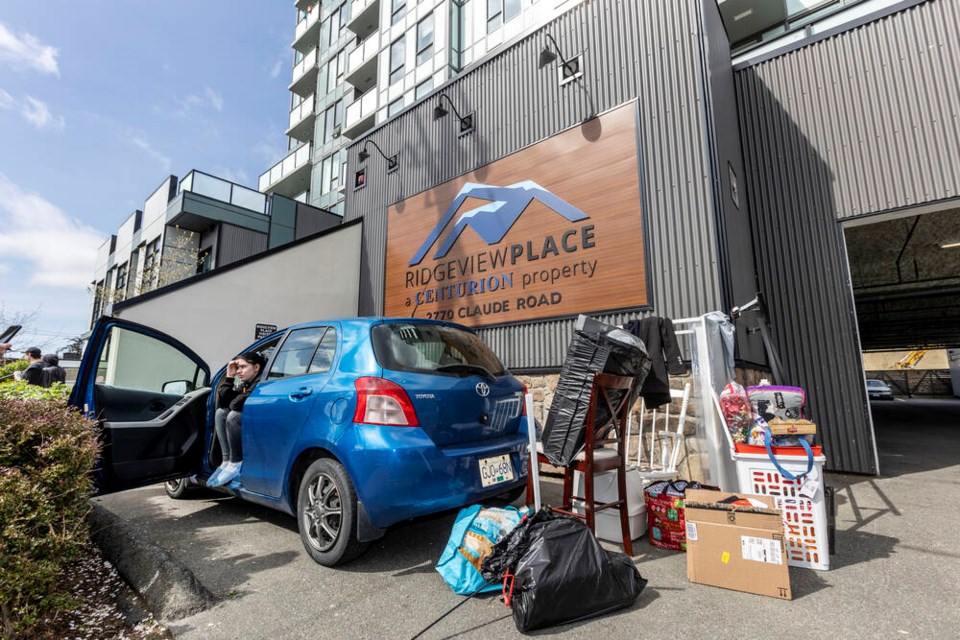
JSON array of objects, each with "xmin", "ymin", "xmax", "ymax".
[
  {"xmin": 293, "ymin": 5, "xmax": 321, "ymax": 54},
  {"xmin": 290, "ymin": 48, "xmax": 319, "ymax": 97},
  {"xmin": 259, "ymin": 143, "xmax": 313, "ymax": 197},
  {"xmin": 287, "ymin": 93, "xmax": 316, "ymax": 143},
  {"xmin": 343, "ymin": 88, "xmax": 377, "ymax": 140},
  {"xmin": 295, "ymin": 0, "xmax": 314, "ymax": 12},
  {"xmin": 347, "ymin": 0, "xmax": 380, "ymax": 40},
  {"xmin": 179, "ymin": 171, "xmax": 267, "ymax": 214},
  {"xmin": 346, "ymin": 31, "xmax": 379, "ymax": 94}
]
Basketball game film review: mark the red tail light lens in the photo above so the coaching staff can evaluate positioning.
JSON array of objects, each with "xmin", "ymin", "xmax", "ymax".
[
  {"xmin": 521, "ymin": 383, "xmax": 529, "ymax": 415},
  {"xmin": 353, "ymin": 377, "xmax": 419, "ymax": 426}
]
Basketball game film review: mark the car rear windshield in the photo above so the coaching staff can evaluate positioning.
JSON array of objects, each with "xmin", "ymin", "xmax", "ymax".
[
  {"xmin": 866, "ymin": 380, "xmax": 886, "ymax": 388},
  {"xmin": 371, "ymin": 323, "xmax": 507, "ymax": 377}
]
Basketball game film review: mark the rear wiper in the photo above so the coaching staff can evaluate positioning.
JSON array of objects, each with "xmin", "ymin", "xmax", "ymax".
[{"xmin": 435, "ymin": 363, "xmax": 496, "ymax": 380}]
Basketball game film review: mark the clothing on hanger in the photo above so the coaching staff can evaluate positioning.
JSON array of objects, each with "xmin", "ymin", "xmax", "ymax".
[{"xmin": 623, "ymin": 316, "xmax": 687, "ymax": 408}]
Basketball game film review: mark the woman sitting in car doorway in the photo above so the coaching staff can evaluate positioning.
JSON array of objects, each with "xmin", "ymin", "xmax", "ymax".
[{"xmin": 208, "ymin": 351, "xmax": 266, "ymax": 487}]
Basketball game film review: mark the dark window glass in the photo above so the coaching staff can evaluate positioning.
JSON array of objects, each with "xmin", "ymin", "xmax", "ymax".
[
  {"xmin": 267, "ymin": 327, "xmax": 329, "ymax": 380},
  {"xmin": 389, "ymin": 37, "xmax": 405, "ymax": 85},
  {"xmin": 309, "ymin": 328, "xmax": 337, "ymax": 373},
  {"xmin": 371, "ymin": 323, "xmax": 506, "ymax": 376}
]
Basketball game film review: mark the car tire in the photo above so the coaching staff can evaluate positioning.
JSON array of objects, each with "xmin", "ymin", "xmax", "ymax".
[
  {"xmin": 297, "ymin": 458, "xmax": 368, "ymax": 566},
  {"xmin": 164, "ymin": 477, "xmax": 191, "ymax": 499}
]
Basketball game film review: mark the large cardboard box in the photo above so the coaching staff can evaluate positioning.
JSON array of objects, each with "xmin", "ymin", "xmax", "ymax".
[{"xmin": 684, "ymin": 490, "xmax": 792, "ymax": 600}]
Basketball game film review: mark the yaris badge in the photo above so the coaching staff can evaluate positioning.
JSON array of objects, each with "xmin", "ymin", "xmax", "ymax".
[{"xmin": 475, "ymin": 382, "xmax": 490, "ymax": 397}]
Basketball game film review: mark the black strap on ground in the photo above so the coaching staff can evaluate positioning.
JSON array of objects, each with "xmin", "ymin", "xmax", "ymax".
[{"xmin": 410, "ymin": 587, "xmax": 485, "ymax": 640}]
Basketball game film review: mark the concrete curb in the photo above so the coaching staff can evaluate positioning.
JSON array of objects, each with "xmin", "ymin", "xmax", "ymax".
[{"xmin": 87, "ymin": 502, "xmax": 216, "ymax": 622}]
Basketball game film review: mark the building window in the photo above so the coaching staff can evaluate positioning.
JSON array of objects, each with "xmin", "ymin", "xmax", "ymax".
[
  {"xmin": 388, "ymin": 98, "xmax": 404, "ymax": 117},
  {"xmin": 338, "ymin": 2, "xmax": 350, "ymax": 32},
  {"xmin": 142, "ymin": 237, "xmax": 161, "ymax": 290},
  {"xmin": 391, "ymin": 0, "xmax": 406, "ymax": 25},
  {"xmin": 416, "ymin": 13, "xmax": 434, "ymax": 66},
  {"xmin": 323, "ymin": 100, "xmax": 344, "ymax": 142},
  {"xmin": 320, "ymin": 152, "xmax": 344, "ymax": 196},
  {"xmin": 196, "ymin": 248, "xmax": 212, "ymax": 275},
  {"xmin": 487, "ymin": 0, "xmax": 521, "ymax": 33},
  {"xmin": 450, "ymin": 1, "xmax": 465, "ymax": 72},
  {"xmin": 415, "ymin": 78, "xmax": 433, "ymax": 101},
  {"xmin": 114, "ymin": 262, "xmax": 128, "ymax": 302},
  {"xmin": 92, "ymin": 279, "xmax": 105, "ymax": 321},
  {"xmin": 389, "ymin": 37, "xmax": 405, "ymax": 86},
  {"xmin": 326, "ymin": 49, "xmax": 346, "ymax": 93}
]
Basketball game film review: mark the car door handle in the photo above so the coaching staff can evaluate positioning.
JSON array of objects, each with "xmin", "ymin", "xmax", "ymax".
[{"xmin": 290, "ymin": 386, "xmax": 313, "ymax": 400}]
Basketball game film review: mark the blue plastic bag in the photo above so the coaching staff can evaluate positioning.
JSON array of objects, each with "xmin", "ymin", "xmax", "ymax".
[{"xmin": 436, "ymin": 505, "xmax": 525, "ymax": 595}]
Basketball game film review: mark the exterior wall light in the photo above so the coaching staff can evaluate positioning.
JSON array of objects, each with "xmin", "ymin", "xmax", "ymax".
[
  {"xmin": 358, "ymin": 139, "xmax": 398, "ymax": 173},
  {"xmin": 539, "ymin": 33, "xmax": 582, "ymax": 84},
  {"xmin": 433, "ymin": 93, "xmax": 474, "ymax": 136}
]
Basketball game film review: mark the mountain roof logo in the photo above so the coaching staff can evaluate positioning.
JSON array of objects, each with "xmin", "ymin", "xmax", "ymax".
[{"xmin": 408, "ymin": 180, "xmax": 590, "ymax": 266}]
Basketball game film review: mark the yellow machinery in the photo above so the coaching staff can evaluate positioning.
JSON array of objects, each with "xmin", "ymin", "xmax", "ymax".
[{"xmin": 896, "ymin": 349, "xmax": 928, "ymax": 369}]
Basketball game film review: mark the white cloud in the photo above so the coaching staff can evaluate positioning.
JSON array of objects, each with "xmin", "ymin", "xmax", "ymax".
[
  {"xmin": 0, "ymin": 88, "xmax": 13, "ymax": 109},
  {"xmin": 213, "ymin": 167, "xmax": 250, "ymax": 186},
  {"xmin": 130, "ymin": 136, "xmax": 172, "ymax": 172},
  {"xmin": 204, "ymin": 87, "xmax": 223, "ymax": 112},
  {"xmin": 0, "ymin": 23, "xmax": 59, "ymax": 76},
  {"xmin": 20, "ymin": 96, "xmax": 65, "ymax": 130},
  {"xmin": 165, "ymin": 86, "xmax": 224, "ymax": 117},
  {"xmin": 0, "ymin": 174, "xmax": 102, "ymax": 289},
  {"xmin": 269, "ymin": 58, "xmax": 283, "ymax": 79}
]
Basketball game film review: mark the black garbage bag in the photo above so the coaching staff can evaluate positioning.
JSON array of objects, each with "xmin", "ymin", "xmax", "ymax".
[
  {"xmin": 541, "ymin": 315, "xmax": 651, "ymax": 466},
  {"xmin": 481, "ymin": 509, "xmax": 647, "ymax": 633}
]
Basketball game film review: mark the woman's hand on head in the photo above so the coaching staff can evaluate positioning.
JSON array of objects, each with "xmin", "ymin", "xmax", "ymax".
[{"xmin": 226, "ymin": 359, "xmax": 238, "ymax": 377}]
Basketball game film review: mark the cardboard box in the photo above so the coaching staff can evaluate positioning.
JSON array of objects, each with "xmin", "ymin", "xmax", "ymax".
[
  {"xmin": 684, "ymin": 489, "xmax": 792, "ymax": 600},
  {"xmin": 768, "ymin": 418, "xmax": 817, "ymax": 436}
]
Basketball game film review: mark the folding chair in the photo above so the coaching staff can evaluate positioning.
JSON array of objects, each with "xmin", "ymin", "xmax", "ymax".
[{"xmin": 631, "ymin": 382, "xmax": 692, "ymax": 485}]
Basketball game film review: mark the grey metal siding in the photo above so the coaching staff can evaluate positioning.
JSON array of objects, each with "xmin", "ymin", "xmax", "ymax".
[
  {"xmin": 729, "ymin": 1, "xmax": 960, "ymax": 474},
  {"xmin": 346, "ymin": 0, "xmax": 723, "ymax": 368},
  {"xmin": 218, "ymin": 224, "xmax": 268, "ymax": 268},
  {"xmin": 738, "ymin": 0, "xmax": 960, "ymax": 220}
]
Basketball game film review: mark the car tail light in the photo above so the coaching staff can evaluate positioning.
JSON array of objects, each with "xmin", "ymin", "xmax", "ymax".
[
  {"xmin": 353, "ymin": 377, "xmax": 419, "ymax": 426},
  {"xmin": 521, "ymin": 382, "xmax": 529, "ymax": 415}
]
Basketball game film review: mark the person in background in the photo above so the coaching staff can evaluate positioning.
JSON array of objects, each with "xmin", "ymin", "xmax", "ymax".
[
  {"xmin": 207, "ymin": 351, "xmax": 266, "ymax": 487},
  {"xmin": 19, "ymin": 347, "xmax": 45, "ymax": 386},
  {"xmin": 41, "ymin": 354, "xmax": 67, "ymax": 386}
]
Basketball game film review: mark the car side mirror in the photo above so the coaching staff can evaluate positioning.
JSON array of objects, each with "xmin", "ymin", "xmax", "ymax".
[{"xmin": 162, "ymin": 380, "xmax": 194, "ymax": 395}]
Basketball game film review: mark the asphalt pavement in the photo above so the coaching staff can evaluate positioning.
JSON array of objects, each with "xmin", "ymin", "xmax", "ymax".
[{"xmin": 91, "ymin": 398, "xmax": 960, "ymax": 639}]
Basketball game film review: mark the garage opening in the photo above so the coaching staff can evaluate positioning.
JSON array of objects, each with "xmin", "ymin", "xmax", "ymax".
[{"xmin": 844, "ymin": 206, "xmax": 960, "ymax": 475}]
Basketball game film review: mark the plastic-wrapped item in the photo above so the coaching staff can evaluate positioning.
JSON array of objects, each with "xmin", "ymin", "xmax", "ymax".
[
  {"xmin": 643, "ymin": 480, "xmax": 719, "ymax": 551},
  {"xmin": 718, "ymin": 382, "xmax": 754, "ymax": 444},
  {"xmin": 436, "ymin": 505, "xmax": 525, "ymax": 595},
  {"xmin": 541, "ymin": 315, "xmax": 651, "ymax": 466},
  {"xmin": 481, "ymin": 509, "xmax": 646, "ymax": 633}
]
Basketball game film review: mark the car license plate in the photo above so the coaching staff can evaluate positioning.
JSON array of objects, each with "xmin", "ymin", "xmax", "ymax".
[{"xmin": 479, "ymin": 454, "xmax": 514, "ymax": 488}]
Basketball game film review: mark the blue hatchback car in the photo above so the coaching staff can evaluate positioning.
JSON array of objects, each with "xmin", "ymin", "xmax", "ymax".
[{"xmin": 71, "ymin": 316, "xmax": 530, "ymax": 565}]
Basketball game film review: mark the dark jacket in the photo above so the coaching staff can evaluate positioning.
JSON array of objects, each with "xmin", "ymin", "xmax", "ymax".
[
  {"xmin": 217, "ymin": 376, "xmax": 258, "ymax": 412},
  {"xmin": 42, "ymin": 365, "xmax": 66, "ymax": 386},
  {"xmin": 624, "ymin": 316, "xmax": 687, "ymax": 408},
  {"xmin": 22, "ymin": 361, "xmax": 45, "ymax": 386}
]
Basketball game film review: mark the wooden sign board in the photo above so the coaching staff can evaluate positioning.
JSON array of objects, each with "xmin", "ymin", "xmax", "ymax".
[{"xmin": 384, "ymin": 102, "xmax": 648, "ymax": 327}]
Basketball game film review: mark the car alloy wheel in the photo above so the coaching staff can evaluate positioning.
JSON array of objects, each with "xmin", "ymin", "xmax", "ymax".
[
  {"xmin": 164, "ymin": 477, "xmax": 190, "ymax": 499},
  {"xmin": 296, "ymin": 458, "xmax": 367, "ymax": 566},
  {"xmin": 302, "ymin": 471, "xmax": 343, "ymax": 552}
]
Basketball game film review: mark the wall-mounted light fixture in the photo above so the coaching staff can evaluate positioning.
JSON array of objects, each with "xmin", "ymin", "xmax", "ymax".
[
  {"xmin": 433, "ymin": 93, "xmax": 474, "ymax": 135},
  {"xmin": 358, "ymin": 139, "xmax": 398, "ymax": 173},
  {"xmin": 539, "ymin": 33, "xmax": 582, "ymax": 84}
]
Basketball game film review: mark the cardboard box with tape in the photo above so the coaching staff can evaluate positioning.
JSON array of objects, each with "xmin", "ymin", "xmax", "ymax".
[{"xmin": 684, "ymin": 490, "xmax": 792, "ymax": 600}]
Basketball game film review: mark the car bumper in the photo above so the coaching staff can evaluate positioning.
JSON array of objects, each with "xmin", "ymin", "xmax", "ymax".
[
  {"xmin": 868, "ymin": 393, "xmax": 894, "ymax": 400},
  {"xmin": 340, "ymin": 424, "xmax": 529, "ymax": 528}
]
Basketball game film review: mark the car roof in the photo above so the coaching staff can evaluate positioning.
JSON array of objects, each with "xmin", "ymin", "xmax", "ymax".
[{"xmin": 280, "ymin": 316, "xmax": 476, "ymax": 334}]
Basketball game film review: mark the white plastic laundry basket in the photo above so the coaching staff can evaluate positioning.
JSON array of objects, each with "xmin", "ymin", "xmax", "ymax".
[{"xmin": 733, "ymin": 450, "xmax": 830, "ymax": 570}]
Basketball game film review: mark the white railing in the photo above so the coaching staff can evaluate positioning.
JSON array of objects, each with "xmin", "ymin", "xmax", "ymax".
[
  {"xmin": 259, "ymin": 144, "xmax": 312, "ymax": 192},
  {"xmin": 348, "ymin": 0, "xmax": 378, "ymax": 26},
  {"xmin": 294, "ymin": 6, "xmax": 320, "ymax": 43},
  {"xmin": 345, "ymin": 88, "xmax": 377, "ymax": 129},
  {"xmin": 289, "ymin": 93, "xmax": 315, "ymax": 129},
  {"xmin": 291, "ymin": 49, "xmax": 317, "ymax": 86},
  {"xmin": 347, "ymin": 31, "xmax": 380, "ymax": 77}
]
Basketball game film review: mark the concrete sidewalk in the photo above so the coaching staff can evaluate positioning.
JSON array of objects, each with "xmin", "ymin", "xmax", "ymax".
[{"xmin": 92, "ymin": 399, "xmax": 959, "ymax": 639}]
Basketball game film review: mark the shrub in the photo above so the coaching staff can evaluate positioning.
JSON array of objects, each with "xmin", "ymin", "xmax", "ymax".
[
  {"xmin": 0, "ymin": 388, "xmax": 99, "ymax": 636},
  {"xmin": 0, "ymin": 359, "xmax": 27, "ymax": 383}
]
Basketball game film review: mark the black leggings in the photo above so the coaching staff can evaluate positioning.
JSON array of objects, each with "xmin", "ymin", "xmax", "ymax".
[{"xmin": 225, "ymin": 410, "xmax": 243, "ymax": 463}]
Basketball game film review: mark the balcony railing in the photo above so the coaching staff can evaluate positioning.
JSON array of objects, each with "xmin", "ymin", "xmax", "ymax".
[
  {"xmin": 179, "ymin": 170, "xmax": 267, "ymax": 214},
  {"xmin": 346, "ymin": 31, "xmax": 379, "ymax": 92},
  {"xmin": 343, "ymin": 88, "xmax": 378, "ymax": 139},
  {"xmin": 293, "ymin": 6, "xmax": 321, "ymax": 51},
  {"xmin": 259, "ymin": 143, "xmax": 312, "ymax": 193},
  {"xmin": 290, "ymin": 48, "xmax": 318, "ymax": 96},
  {"xmin": 347, "ymin": 0, "xmax": 380, "ymax": 39},
  {"xmin": 289, "ymin": 94, "xmax": 315, "ymax": 130}
]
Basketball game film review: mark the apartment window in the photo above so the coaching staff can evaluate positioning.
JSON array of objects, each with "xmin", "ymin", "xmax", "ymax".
[
  {"xmin": 143, "ymin": 237, "xmax": 160, "ymax": 289},
  {"xmin": 320, "ymin": 18, "xmax": 331, "ymax": 52},
  {"xmin": 323, "ymin": 100, "xmax": 344, "ymax": 142},
  {"xmin": 391, "ymin": 0, "xmax": 406, "ymax": 25},
  {"xmin": 338, "ymin": 2, "xmax": 350, "ymax": 33},
  {"xmin": 389, "ymin": 37, "xmax": 405, "ymax": 85},
  {"xmin": 388, "ymin": 98, "xmax": 404, "ymax": 117},
  {"xmin": 326, "ymin": 49, "xmax": 345, "ymax": 92},
  {"xmin": 320, "ymin": 152, "xmax": 344, "ymax": 195},
  {"xmin": 92, "ymin": 279, "xmax": 105, "ymax": 321},
  {"xmin": 450, "ymin": 1, "xmax": 465, "ymax": 72},
  {"xmin": 415, "ymin": 78, "xmax": 433, "ymax": 101},
  {"xmin": 115, "ymin": 262, "xmax": 128, "ymax": 292},
  {"xmin": 196, "ymin": 248, "xmax": 212, "ymax": 275},
  {"xmin": 416, "ymin": 13, "xmax": 435, "ymax": 66},
  {"xmin": 487, "ymin": 0, "xmax": 521, "ymax": 33}
]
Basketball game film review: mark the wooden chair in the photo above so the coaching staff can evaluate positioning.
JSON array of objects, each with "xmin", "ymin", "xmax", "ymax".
[
  {"xmin": 526, "ymin": 372, "xmax": 637, "ymax": 555},
  {"xmin": 631, "ymin": 382, "xmax": 692, "ymax": 485}
]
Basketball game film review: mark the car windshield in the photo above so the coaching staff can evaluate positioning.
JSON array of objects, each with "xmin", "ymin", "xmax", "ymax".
[
  {"xmin": 866, "ymin": 380, "xmax": 886, "ymax": 388},
  {"xmin": 371, "ymin": 322, "xmax": 507, "ymax": 377}
]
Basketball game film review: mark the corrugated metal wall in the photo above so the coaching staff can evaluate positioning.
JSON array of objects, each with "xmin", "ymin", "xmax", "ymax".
[
  {"xmin": 732, "ymin": 1, "xmax": 960, "ymax": 474},
  {"xmin": 346, "ymin": 0, "xmax": 723, "ymax": 369},
  {"xmin": 218, "ymin": 224, "xmax": 268, "ymax": 268}
]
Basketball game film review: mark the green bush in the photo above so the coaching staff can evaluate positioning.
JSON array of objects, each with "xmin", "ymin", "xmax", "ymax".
[
  {"xmin": 0, "ymin": 388, "xmax": 99, "ymax": 635},
  {"xmin": 0, "ymin": 359, "xmax": 27, "ymax": 383}
]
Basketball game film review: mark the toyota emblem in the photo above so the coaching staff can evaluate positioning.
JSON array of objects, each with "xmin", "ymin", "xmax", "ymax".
[{"xmin": 475, "ymin": 382, "xmax": 490, "ymax": 397}]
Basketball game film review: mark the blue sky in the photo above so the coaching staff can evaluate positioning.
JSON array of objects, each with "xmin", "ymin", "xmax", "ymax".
[{"xmin": 0, "ymin": 1, "xmax": 295, "ymax": 354}]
